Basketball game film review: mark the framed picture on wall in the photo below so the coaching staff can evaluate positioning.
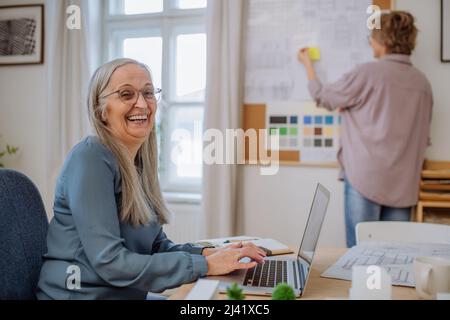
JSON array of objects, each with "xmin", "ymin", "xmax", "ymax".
[
  {"xmin": 0, "ymin": 4, "xmax": 44, "ymax": 66},
  {"xmin": 443, "ymin": 0, "xmax": 450, "ymax": 62}
]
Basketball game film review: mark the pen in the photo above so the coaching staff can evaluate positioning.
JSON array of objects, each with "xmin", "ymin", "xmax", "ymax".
[{"xmin": 224, "ymin": 238, "xmax": 259, "ymax": 243}]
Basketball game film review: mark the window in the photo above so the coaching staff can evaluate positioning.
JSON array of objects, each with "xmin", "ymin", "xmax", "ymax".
[
  {"xmin": 105, "ymin": 0, "xmax": 207, "ymax": 194},
  {"xmin": 123, "ymin": 0, "xmax": 163, "ymax": 14}
]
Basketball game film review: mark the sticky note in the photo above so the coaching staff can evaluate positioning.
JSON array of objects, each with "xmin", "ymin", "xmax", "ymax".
[
  {"xmin": 303, "ymin": 116, "xmax": 312, "ymax": 125},
  {"xmin": 290, "ymin": 116, "xmax": 298, "ymax": 124},
  {"xmin": 308, "ymin": 47, "xmax": 321, "ymax": 61},
  {"xmin": 303, "ymin": 127, "xmax": 313, "ymax": 136},
  {"xmin": 304, "ymin": 139, "xmax": 313, "ymax": 147},
  {"xmin": 323, "ymin": 127, "xmax": 334, "ymax": 137},
  {"xmin": 325, "ymin": 139, "xmax": 333, "ymax": 147},
  {"xmin": 290, "ymin": 128, "xmax": 298, "ymax": 136},
  {"xmin": 315, "ymin": 128, "xmax": 323, "ymax": 136},
  {"xmin": 325, "ymin": 116, "xmax": 334, "ymax": 125},
  {"xmin": 314, "ymin": 139, "xmax": 323, "ymax": 147},
  {"xmin": 314, "ymin": 116, "xmax": 323, "ymax": 124}
]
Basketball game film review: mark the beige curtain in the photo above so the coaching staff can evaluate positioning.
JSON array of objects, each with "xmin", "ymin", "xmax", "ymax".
[
  {"xmin": 201, "ymin": 0, "xmax": 245, "ymax": 238},
  {"xmin": 45, "ymin": 0, "xmax": 101, "ymax": 215}
]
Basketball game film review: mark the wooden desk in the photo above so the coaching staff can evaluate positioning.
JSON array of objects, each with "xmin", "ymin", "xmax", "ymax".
[{"xmin": 169, "ymin": 247, "xmax": 419, "ymax": 300}]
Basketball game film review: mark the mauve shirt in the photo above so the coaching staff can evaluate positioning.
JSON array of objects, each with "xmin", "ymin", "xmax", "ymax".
[{"xmin": 308, "ymin": 54, "xmax": 433, "ymax": 208}]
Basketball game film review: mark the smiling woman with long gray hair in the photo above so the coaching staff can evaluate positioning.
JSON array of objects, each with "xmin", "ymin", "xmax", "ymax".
[{"xmin": 36, "ymin": 58, "xmax": 265, "ymax": 300}]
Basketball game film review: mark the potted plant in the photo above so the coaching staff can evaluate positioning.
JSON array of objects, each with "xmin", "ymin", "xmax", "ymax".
[
  {"xmin": 272, "ymin": 283, "xmax": 296, "ymax": 300},
  {"xmin": 226, "ymin": 283, "xmax": 245, "ymax": 300},
  {"xmin": 0, "ymin": 144, "xmax": 19, "ymax": 168}
]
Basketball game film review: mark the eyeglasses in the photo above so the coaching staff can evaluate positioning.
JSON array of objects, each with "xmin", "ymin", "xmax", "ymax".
[{"xmin": 102, "ymin": 86, "xmax": 162, "ymax": 105}]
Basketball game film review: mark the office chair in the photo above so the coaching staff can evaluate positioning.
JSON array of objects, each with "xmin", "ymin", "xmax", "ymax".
[{"xmin": 0, "ymin": 169, "xmax": 48, "ymax": 300}]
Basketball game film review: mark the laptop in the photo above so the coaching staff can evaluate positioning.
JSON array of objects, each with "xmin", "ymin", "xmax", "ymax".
[{"xmin": 210, "ymin": 183, "xmax": 330, "ymax": 297}]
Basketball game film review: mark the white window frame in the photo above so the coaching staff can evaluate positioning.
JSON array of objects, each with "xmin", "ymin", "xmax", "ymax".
[{"xmin": 104, "ymin": 0, "xmax": 207, "ymax": 196}]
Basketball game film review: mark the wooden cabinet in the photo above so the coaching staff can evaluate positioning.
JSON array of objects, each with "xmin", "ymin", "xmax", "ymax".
[{"xmin": 416, "ymin": 160, "xmax": 450, "ymax": 223}]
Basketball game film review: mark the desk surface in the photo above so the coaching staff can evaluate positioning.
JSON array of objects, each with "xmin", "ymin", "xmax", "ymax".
[{"xmin": 169, "ymin": 247, "xmax": 419, "ymax": 300}]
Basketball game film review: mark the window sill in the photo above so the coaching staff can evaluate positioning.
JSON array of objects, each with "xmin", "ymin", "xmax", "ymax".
[{"xmin": 163, "ymin": 191, "xmax": 202, "ymax": 205}]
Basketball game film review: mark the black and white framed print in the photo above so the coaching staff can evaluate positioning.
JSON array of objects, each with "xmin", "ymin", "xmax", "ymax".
[
  {"xmin": 0, "ymin": 4, "xmax": 44, "ymax": 66},
  {"xmin": 443, "ymin": 0, "xmax": 450, "ymax": 62}
]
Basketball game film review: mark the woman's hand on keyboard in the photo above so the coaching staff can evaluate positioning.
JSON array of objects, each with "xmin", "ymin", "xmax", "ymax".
[
  {"xmin": 205, "ymin": 246, "xmax": 265, "ymax": 276},
  {"xmin": 226, "ymin": 242, "xmax": 267, "ymax": 258},
  {"xmin": 202, "ymin": 242, "xmax": 267, "ymax": 259}
]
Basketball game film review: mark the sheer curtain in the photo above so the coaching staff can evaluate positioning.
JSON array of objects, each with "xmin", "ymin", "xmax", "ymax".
[
  {"xmin": 45, "ymin": 0, "xmax": 101, "ymax": 214},
  {"xmin": 201, "ymin": 0, "xmax": 245, "ymax": 238}
]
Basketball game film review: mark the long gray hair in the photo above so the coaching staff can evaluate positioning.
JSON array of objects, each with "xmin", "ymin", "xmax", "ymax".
[{"xmin": 87, "ymin": 58, "xmax": 169, "ymax": 226}]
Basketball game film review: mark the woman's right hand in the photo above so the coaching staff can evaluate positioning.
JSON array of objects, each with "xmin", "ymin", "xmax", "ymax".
[
  {"xmin": 297, "ymin": 47, "xmax": 317, "ymax": 81},
  {"xmin": 297, "ymin": 48, "xmax": 313, "ymax": 66},
  {"xmin": 205, "ymin": 246, "xmax": 264, "ymax": 276}
]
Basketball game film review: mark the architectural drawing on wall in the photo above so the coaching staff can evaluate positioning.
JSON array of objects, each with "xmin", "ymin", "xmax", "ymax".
[
  {"xmin": 243, "ymin": 0, "xmax": 372, "ymax": 165},
  {"xmin": 244, "ymin": 0, "xmax": 373, "ymax": 103}
]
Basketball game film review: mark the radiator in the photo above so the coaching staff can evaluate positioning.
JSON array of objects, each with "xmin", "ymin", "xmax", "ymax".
[{"xmin": 164, "ymin": 203, "xmax": 202, "ymax": 243}]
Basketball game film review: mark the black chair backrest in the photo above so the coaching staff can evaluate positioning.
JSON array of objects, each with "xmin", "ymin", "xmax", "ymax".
[{"xmin": 0, "ymin": 169, "xmax": 49, "ymax": 300}]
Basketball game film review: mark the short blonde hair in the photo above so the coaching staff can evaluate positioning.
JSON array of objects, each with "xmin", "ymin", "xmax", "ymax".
[
  {"xmin": 87, "ymin": 58, "xmax": 169, "ymax": 227},
  {"xmin": 372, "ymin": 11, "xmax": 418, "ymax": 55}
]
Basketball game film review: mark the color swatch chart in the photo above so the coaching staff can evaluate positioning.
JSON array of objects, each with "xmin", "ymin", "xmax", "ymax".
[
  {"xmin": 265, "ymin": 101, "xmax": 340, "ymax": 164},
  {"xmin": 302, "ymin": 114, "xmax": 341, "ymax": 149},
  {"xmin": 268, "ymin": 115, "xmax": 299, "ymax": 150},
  {"xmin": 299, "ymin": 102, "xmax": 341, "ymax": 164}
]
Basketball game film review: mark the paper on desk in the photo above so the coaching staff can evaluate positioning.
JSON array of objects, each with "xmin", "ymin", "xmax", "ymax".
[
  {"xmin": 321, "ymin": 241, "xmax": 450, "ymax": 287},
  {"xmin": 195, "ymin": 236, "xmax": 293, "ymax": 256},
  {"xmin": 250, "ymin": 239, "xmax": 294, "ymax": 255},
  {"xmin": 195, "ymin": 236, "xmax": 261, "ymax": 247}
]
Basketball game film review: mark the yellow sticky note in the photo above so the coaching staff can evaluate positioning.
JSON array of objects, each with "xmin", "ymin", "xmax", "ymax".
[{"xmin": 308, "ymin": 47, "xmax": 321, "ymax": 61}]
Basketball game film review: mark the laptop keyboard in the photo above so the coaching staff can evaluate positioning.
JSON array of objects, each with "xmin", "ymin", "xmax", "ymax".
[{"xmin": 243, "ymin": 260, "xmax": 288, "ymax": 288}]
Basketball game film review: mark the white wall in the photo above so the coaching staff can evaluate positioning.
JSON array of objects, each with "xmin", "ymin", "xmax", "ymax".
[
  {"xmin": 0, "ymin": 0, "xmax": 103, "ymax": 218},
  {"xmin": 396, "ymin": 0, "xmax": 450, "ymax": 160},
  {"xmin": 239, "ymin": 166, "xmax": 345, "ymax": 247},
  {"xmin": 239, "ymin": 0, "xmax": 450, "ymax": 248},
  {"xmin": 0, "ymin": 0, "xmax": 50, "ymax": 214}
]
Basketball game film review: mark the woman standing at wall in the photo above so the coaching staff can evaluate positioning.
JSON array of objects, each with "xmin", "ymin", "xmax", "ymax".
[{"xmin": 298, "ymin": 11, "xmax": 433, "ymax": 247}]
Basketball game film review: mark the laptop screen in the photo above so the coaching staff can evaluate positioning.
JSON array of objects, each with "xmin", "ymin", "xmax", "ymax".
[{"xmin": 297, "ymin": 183, "xmax": 330, "ymax": 263}]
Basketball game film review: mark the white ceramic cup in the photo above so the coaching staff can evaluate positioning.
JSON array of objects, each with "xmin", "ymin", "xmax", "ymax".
[{"xmin": 414, "ymin": 256, "xmax": 450, "ymax": 300}]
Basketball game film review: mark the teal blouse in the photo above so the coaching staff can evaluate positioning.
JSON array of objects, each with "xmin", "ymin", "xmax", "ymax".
[{"xmin": 37, "ymin": 136, "xmax": 208, "ymax": 300}]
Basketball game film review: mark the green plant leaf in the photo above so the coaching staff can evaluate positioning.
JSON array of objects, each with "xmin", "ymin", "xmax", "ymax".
[
  {"xmin": 226, "ymin": 283, "xmax": 245, "ymax": 300},
  {"xmin": 272, "ymin": 283, "xmax": 296, "ymax": 300},
  {"xmin": 6, "ymin": 145, "xmax": 18, "ymax": 155},
  {"xmin": 0, "ymin": 142, "xmax": 19, "ymax": 168}
]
